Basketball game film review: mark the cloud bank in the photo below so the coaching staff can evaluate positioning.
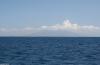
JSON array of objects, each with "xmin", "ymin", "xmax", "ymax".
[
  {"xmin": 41, "ymin": 20, "xmax": 99, "ymax": 31},
  {"xmin": 0, "ymin": 20, "xmax": 100, "ymax": 36}
]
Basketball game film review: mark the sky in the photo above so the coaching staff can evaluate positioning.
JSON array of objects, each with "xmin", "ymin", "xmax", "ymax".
[{"xmin": 0, "ymin": 0, "xmax": 100, "ymax": 36}]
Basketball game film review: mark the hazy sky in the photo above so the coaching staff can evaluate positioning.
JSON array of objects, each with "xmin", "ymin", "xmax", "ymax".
[{"xmin": 0, "ymin": 0, "xmax": 100, "ymax": 36}]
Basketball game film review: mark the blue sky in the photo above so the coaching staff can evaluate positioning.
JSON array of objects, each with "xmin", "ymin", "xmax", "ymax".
[{"xmin": 0, "ymin": 0, "xmax": 100, "ymax": 36}]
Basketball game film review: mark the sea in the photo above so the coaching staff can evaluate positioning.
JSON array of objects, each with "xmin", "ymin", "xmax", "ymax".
[{"xmin": 0, "ymin": 37, "xmax": 100, "ymax": 65}]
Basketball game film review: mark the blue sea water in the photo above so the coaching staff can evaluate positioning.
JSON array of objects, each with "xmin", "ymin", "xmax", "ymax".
[{"xmin": 0, "ymin": 37, "xmax": 100, "ymax": 65}]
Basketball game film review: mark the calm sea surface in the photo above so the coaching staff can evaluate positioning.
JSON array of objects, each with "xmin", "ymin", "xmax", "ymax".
[{"xmin": 0, "ymin": 37, "xmax": 100, "ymax": 65}]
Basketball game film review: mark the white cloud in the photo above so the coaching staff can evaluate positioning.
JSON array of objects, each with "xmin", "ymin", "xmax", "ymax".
[
  {"xmin": 0, "ymin": 19, "xmax": 100, "ymax": 36},
  {"xmin": 0, "ymin": 28, "xmax": 7, "ymax": 32},
  {"xmin": 40, "ymin": 20, "xmax": 80, "ymax": 31},
  {"xmin": 41, "ymin": 20, "xmax": 100, "ymax": 31},
  {"xmin": 0, "ymin": 27, "xmax": 36, "ymax": 36}
]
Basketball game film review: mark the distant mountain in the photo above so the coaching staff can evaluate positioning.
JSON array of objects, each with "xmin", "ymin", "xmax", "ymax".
[{"xmin": 31, "ymin": 30, "xmax": 82, "ymax": 37}]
